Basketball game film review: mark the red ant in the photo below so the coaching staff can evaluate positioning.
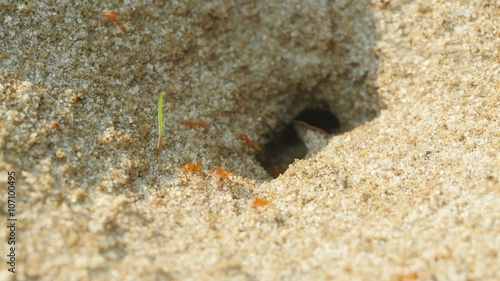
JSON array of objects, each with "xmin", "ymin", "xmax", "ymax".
[
  {"xmin": 179, "ymin": 119, "xmax": 208, "ymax": 129},
  {"xmin": 205, "ymin": 167, "xmax": 231, "ymax": 180},
  {"xmin": 101, "ymin": 11, "xmax": 127, "ymax": 33},
  {"xmin": 182, "ymin": 158, "xmax": 202, "ymax": 173},
  {"xmin": 51, "ymin": 121, "xmax": 61, "ymax": 130},
  {"xmin": 214, "ymin": 168, "xmax": 230, "ymax": 179},
  {"xmin": 251, "ymin": 198, "xmax": 270, "ymax": 208},
  {"xmin": 238, "ymin": 134, "xmax": 261, "ymax": 152}
]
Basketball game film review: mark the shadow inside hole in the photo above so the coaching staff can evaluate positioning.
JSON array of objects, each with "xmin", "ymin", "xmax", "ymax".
[{"xmin": 257, "ymin": 105, "xmax": 341, "ymax": 178}]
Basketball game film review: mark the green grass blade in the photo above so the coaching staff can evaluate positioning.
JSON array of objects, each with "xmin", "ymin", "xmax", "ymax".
[{"xmin": 157, "ymin": 92, "xmax": 166, "ymax": 155}]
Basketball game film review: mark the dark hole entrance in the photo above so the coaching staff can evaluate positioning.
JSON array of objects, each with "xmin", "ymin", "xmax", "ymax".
[{"xmin": 257, "ymin": 107, "xmax": 340, "ymax": 178}]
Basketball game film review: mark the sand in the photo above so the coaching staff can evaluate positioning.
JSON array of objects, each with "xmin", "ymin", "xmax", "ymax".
[{"xmin": 0, "ymin": 0, "xmax": 499, "ymax": 280}]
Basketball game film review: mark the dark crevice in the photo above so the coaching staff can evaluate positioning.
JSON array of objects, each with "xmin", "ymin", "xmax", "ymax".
[
  {"xmin": 294, "ymin": 109, "xmax": 341, "ymax": 135},
  {"xmin": 257, "ymin": 103, "xmax": 341, "ymax": 178}
]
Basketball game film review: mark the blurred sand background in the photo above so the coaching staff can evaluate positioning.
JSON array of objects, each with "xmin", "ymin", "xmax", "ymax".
[{"xmin": 0, "ymin": 0, "xmax": 499, "ymax": 280}]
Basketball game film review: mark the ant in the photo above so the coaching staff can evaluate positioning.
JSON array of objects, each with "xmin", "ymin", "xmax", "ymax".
[
  {"xmin": 238, "ymin": 134, "xmax": 261, "ymax": 152},
  {"xmin": 214, "ymin": 168, "xmax": 230, "ymax": 179},
  {"xmin": 180, "ymin": 119, "xmax": 208, "ymax": 129},
  {"xmin": 51, "ymin": 121, "xmax": 61, "ymax": 130},
  {"xmin": 251, "ymin": 198, "xmax": 270, "ymax": 208},
  {"xmin": 100, "ymin": 11, "xmax": 127, "ymax": 33},
  {"xmin": 182, "ymin": 158, "xmax": 202, "ymax": 173},
  {"xmin": 205, "ymin": 167, "xmax": 231, "ymax": 180},
  {"xmin": 270, "ymin": 165, "xmax": 285, "ymax": 177}
]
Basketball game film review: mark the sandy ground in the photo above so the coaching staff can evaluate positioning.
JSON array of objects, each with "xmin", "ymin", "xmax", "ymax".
[{"xmin": 0, "ymin": 0, "xmax": 499, "ymax": 280}]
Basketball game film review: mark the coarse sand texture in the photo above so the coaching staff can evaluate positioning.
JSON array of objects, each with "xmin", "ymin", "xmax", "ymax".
[{"xmin": 0, "ymin": 1, "xmax": 499, "ymax": 280}]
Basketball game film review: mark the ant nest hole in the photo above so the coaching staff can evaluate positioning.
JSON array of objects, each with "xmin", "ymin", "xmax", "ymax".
[
  {"xmin": 256, "ymin": 100, "xmax": 342, "ymax": 178},
  {"xmin": 249, "ymin": 72, "xmax": 382, "ymax": 180}
]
